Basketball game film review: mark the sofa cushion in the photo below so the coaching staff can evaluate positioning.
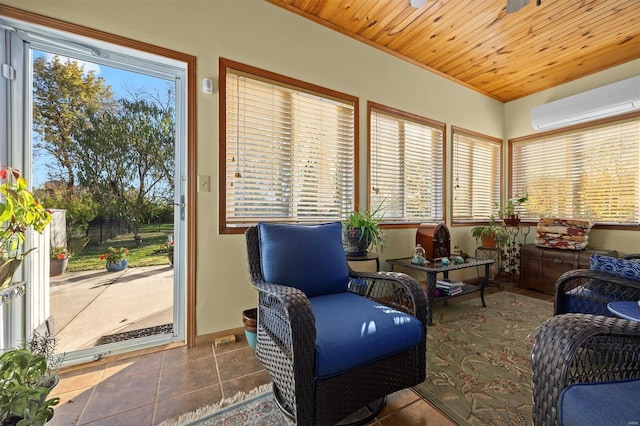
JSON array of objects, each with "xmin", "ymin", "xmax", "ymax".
[
  {"xmin": 258, "ymin": 222, "xmax": 349, "ymax": 297},
  {"xmin": 561, "ymin": 284, "xmax": 623, "ymax": 316},
  {"xmin": 559, "ymin": 378, "xmax": 640, "ymax": 426},
  {"xmin": 590, "ymin": 254, "xmax": 640, "ymax": 281},
  {"xmin": 310, "ymin": 292, "xmax": 424, "ymax": 379}
]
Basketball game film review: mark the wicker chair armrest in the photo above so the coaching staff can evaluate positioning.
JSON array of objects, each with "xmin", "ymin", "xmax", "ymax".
[
  {"xmin": 252, "ymin": 278, "xmax": 316, "ymax": 356},
  {"xmin": 348, "ymin": 270, "xmax": 428, "ymax": 329},
  {"xmin": 532, "ymin": 313, "xmax": 640, "ymax": 426},
  {"xmin": 554, "ymin": 268, "xmax": 640, "ymax": 315}
]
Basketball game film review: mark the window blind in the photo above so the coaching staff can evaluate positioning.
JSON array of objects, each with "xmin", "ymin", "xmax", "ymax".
[
  {"xmin": 222, "ymin": 62, "xmax": 356, "ymax": 229},
  {"xmin": 369, "ymin": 103, "xmax": 445, "ymax": 223},
  {"xmin": 452, "ymin": 127, "xmax": 502, "ymax": 222},
  {"xmin": 511, "ymin": 114, "xmax": 640, "ymax": 225}
]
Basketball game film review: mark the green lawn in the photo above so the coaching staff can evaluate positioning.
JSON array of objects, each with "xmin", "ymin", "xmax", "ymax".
[{"xmin": 68, "ymin": 226, "xmax": 174, "ymax": 272}]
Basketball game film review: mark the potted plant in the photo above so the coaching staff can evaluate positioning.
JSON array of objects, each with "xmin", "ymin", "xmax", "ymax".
[
  {"xmin": 0, "ymin": 331, "xmax": 62, "ymax": 426},
  {"xmin": 99, "ymin": 246, "xmax": 129, "ymax": 272},
  {"xmin": 49, "ymin": 247, "xmax": 70, "ymax": 276},
  {"xmin": 342, "ymin": 204, "xmax": 385, "ymax": 255},
  {"xmin": 497, "ymin": 193, "xmax": 528, "ymax": 227},
  {"xmin": 471, "ymin": 216, "xmax": 508, "ymax": 248},
  {"xmin": 0, "ymin": 167, "xmax": 52, "ymax": 290}
]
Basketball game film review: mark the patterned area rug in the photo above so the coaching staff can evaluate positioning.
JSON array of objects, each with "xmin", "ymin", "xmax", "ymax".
[
  {"xmin": 158, "ymin": 383, "xmax": 292, "ymax": 426},
  {"xmin": 413, "ymin": 291, "xmax": 553, "ymax": 425}
]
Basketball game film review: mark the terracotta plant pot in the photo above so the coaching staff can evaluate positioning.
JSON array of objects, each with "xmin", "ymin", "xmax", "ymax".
[{"xmin": 481, "ymin": 234, "xmax": 497, "ymax": 248}]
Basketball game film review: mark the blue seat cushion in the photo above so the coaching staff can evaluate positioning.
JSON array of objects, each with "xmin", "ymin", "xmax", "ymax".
[
  {"xmin": 310, "ymin": 292, "xmax": 424, "ymax": 379},
  {"xmin": 559, "ymin": 378, "xmax": 640, "ymax": 426},
  {"xmin": 258, "ymin": 222, "xmax": 349, "ymax": 298},
  {"xmin": 562, "ymin": 284, "xmax": 621, "ymax": 316}
]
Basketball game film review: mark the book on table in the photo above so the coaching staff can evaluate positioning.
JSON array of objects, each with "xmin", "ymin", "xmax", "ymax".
[{"xmin": 436, "ymin": 279, "xmax": 464, "ymax": 296}]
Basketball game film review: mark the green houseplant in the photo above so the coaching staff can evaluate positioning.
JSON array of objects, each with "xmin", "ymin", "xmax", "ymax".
[
  {"xmin": 471, "ymin": 216, "xmax": 508, "ymax": 248},
  {"xmin": 0, "ymin": 331, "xmax": 62, "ymax": 426},
  {"xmin": 497, "ymin": 193, "xmax": 528, "ymax": 226},
  {"xmin": 0, "ymin": 167, "xmax": 52, "ymax": 290},
  {"xmin": 342, "ymin": 204, "xmax": 385, "ymax": 255}
]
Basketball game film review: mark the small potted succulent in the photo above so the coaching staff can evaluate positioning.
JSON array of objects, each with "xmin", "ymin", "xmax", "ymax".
[
  {"xmin": 49, "ymin": 247, "xmax": 70, "ymax": 276},
  {"xmin": 99, "ymin": 246, "xmax": 129, "ymax": 272}
]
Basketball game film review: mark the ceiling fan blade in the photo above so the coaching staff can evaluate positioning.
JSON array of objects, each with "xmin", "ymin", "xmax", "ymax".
[{"xmin": 506, "ymin": 0, "xmax": 530, "ymax": 13}]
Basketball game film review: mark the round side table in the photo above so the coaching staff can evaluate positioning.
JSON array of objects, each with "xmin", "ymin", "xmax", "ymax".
[{"xmin": 346, "ymin": 252, "xmax": 379, "ymax": 271}]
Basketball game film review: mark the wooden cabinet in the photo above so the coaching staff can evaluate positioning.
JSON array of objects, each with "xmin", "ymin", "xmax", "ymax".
[{"xmin": 520, "ymin": 244, "xmax": 617, "ymax": 295}]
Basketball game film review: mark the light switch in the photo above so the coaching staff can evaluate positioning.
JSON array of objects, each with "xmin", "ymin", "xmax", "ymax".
[{"xmin": 198, "ymin": 175, "xmax": 210, "ymax": 192}]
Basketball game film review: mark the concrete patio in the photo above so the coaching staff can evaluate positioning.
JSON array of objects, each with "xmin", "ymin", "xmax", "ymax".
[{"xmin": 49, "ymin": 265, "xmax": 174, "ymax": 353}]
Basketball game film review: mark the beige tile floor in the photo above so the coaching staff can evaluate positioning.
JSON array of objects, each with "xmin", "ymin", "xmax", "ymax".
[{"xmin": 49, "ymin": 284, "xmax": 552, "ymax": 425}]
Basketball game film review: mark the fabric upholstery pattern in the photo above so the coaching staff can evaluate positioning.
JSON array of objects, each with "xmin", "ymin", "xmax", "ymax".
[
  {"xmin": 535, "ymin": 217, "xmax": 593, "ymax": 250},
  {"xmin": 590, "ymin": 254, "xmax": 640, "ymax": 281}
]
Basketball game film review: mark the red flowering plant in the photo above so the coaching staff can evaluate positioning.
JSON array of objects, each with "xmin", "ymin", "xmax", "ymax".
[
  {"xmin": 51, "ymin": 246, "xmax": 70, "ymax": 260},
  {"xmin": 0, "ymin": 167, "xmax": 52, "ymax": 289},
  {"xmin": 99, "ymin": 246, "xmax": 129, "ymax": 264}
]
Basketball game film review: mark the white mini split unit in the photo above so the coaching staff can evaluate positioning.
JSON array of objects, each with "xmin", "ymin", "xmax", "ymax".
[{"xmin": 531, "ymin": 75, "xmax": 640, "ymax": 131}]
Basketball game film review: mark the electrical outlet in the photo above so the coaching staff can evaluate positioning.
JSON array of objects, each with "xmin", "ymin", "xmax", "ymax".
[{"xmin": 198, "ymin": 175, "xmax": 210, "ymax": 192}]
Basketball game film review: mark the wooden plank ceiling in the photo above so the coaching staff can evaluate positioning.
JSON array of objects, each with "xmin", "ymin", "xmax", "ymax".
[{"xmin": 267, "ymin": 0, "xmax": 640, "ymax": 102}]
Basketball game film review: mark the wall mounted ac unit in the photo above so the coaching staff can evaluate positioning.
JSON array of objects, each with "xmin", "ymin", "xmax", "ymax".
[{"xmin": 531, "ymin": 75, "xmax": 640, "ymax": 131}]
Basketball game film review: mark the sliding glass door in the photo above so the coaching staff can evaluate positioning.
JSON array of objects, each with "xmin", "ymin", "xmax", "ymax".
[{"xmin": 0, "ymin": 17, "xmax": 188, "ymax": 364}]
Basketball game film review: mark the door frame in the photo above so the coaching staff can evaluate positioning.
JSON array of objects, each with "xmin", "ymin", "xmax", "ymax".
[{"xmin": 0, "ymin": 4, "xmax": 197, "ymax": 349}]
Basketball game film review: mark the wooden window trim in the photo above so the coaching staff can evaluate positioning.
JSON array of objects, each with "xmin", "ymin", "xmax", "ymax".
[{"xmin": 219, "ymin": 58, "xmax": 359, "ymax": 234}]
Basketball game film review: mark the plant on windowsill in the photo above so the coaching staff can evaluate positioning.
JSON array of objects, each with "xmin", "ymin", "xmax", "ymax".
[
  {"xmin": 497, "ymin": 193, "xmax": 528, "ymax": 227},
  {"xmin": 342, "ymin": 203, "xmax": 385, "ymax": 256},
  {"xmin": 99, "ymin": 246, "xmax": 129, "ymax": 272},
  {"xmin": 0, "ymin": 167, "xmax": 52, "ymax": 291}
]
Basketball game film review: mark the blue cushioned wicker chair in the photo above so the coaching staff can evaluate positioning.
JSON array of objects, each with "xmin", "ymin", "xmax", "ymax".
[
  {"xmin": 245, "ymin": 222, "xmax": 428, "ymax": 426},
  {"xmin": 531, "ymin": 254, "xmax": 640, "ymax": 426}
]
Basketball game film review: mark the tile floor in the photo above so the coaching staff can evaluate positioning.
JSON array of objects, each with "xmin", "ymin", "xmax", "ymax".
[{"xmin": 49, "ymin": 284, "xmax": 552, "ymax": 425}]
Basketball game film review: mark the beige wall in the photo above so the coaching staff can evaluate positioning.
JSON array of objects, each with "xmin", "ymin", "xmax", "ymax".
[
  {"xmin": 1, "ymin": 0, "xmax": 636, "ymax": 336},
  {"xmin": 504, "ymin": 60, "xmax": 640, "ymax": 256}
]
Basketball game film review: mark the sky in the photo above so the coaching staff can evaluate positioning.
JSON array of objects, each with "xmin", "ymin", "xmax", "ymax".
[{"xmin": 31, "ymin": 50, "xmax": 174, "ymax": 187}]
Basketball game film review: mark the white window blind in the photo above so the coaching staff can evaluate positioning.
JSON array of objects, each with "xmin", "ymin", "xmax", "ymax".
[
  {"xmin": 511, "ymin": 114, "xmax": 640, "ymax": 225},
  {"xmin": 452, "ymin": 127, "xmax": 502, "ymax": 222},
  {"xmin": 369, "ymin": 103, "xmax": 445, "ymax": 223},
  {"xmin": 222, "ymin": 61, "xmax": 356, "ymax": 229}
]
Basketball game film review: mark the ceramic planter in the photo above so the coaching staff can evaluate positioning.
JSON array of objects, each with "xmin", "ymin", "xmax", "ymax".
[
  {"xmin": 242, "ymin": 308, "xmax": 257, "ymax": 349},
  {"xmin": 105, "ymin": 259, "xmax": 128, "ymax": 272},
  {"xmin": 50, "ymin": 258, "xmax": 68, "ymax": 276}
]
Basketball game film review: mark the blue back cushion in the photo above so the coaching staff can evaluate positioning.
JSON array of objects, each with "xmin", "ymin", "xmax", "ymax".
[{"xmin": 258, "ymin": 222, "xmax": 349, "ymax": 297}]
